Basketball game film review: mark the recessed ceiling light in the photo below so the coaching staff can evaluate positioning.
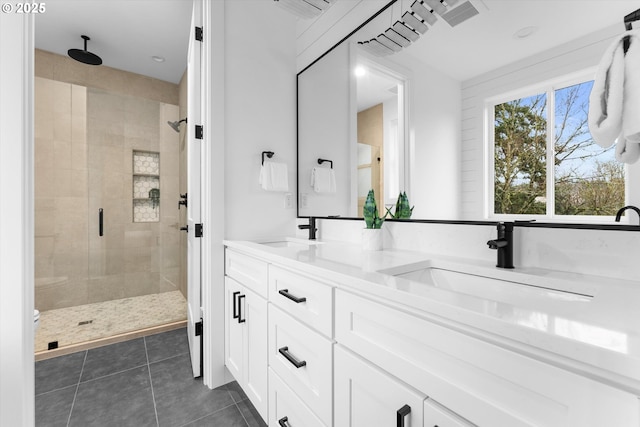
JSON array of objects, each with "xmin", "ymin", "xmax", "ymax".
[
  {"xmin": 513, "ymin": 26, "xmax": 538, "ymax": 39},
  {"xmin": 355, "ymin": 66, "xmax": 367, "ymax": 77},
  {"xmin": 151, "ymin": 55, "xmax": 165, "ymax": 63}
]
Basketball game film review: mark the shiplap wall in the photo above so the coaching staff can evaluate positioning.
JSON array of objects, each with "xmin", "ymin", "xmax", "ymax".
[{"xmin": 460, "ymin": 24, "xmax": 631, "ymax": 219}]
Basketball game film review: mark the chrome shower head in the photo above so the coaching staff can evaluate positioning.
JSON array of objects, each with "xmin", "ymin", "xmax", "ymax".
[{"xmin": 167, "ymin": 118, "xmax": 187, "ymax": 133}]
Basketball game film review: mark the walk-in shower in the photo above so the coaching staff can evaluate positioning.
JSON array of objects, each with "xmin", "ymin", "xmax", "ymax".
[{"xmin": 34, "ymin": 72, "xmax": 187, "ymax": 357}]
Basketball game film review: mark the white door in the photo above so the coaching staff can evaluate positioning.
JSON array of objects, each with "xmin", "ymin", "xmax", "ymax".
[
  {"xmin": 186, "ymin": 0, "xmax": 203, "ymax": 378},
  {"xmin": 334, "ymin": 345, "xmax": 426, "ymax": 427}
]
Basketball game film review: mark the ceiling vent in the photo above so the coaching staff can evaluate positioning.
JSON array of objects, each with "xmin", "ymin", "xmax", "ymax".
[{"xmin": 441, "ymin": 1, "xmax": 479, "ymax": 27}]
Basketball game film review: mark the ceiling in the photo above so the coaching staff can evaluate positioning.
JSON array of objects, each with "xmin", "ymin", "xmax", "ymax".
[
  {"xmin": 35, "ymin": 1, "xmax": 639, "ymax": 85},
  {"xmin": 35, "ymin": 0, "xmax": 192, "ymax": 84},
  {"xmin": 296, "ymin": 0, "xmax": 640, "ymax": 81}
]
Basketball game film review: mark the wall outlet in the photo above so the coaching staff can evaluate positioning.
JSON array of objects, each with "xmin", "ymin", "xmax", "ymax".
[
  {"xmin": 300, "ymin": 193, "xmax": 308, "ymax": 209},
  {"xmin": 284, "ymin": 193, "xmax": 293, "ymax": 209}
]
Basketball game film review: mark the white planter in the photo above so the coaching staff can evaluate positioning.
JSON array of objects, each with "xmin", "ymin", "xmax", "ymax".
[{"xmin": 362, "ymin": 228, "xmax": 383, "ymax": 251}]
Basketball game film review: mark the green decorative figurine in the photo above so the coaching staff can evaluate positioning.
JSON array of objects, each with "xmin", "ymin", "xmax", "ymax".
[
  {"xmin": 363, "ymin": 189, "xmax": 385, "ymax": 229},
  {"xmin": 386, "ymin": 191, "xmax": 414, "ymax": 219}
]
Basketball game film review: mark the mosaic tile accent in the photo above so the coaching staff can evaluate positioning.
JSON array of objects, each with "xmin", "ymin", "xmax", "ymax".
[
  {"xmin": 132, "ymin": 150, "xmax": 160, "ymax": 223},
  {"xmin": 133, "ymin": 151, "xmax": 160, "ymax": 175},
  {"xmin": 133, "ymin": 199, "xmax": 160, "ymax": 222},
  {"xmin": 35, "ymin": 291, "xmax": 187, "ymax": 353},
  {"xmin": 133, "ymin": 175, "xmax": 160, "ymax": 199}
]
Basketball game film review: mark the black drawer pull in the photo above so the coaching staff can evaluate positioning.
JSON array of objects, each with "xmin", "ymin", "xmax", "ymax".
[
  {"xmin": 397, "ymin": 404, "xmax": 411, "ymax": 427},
  {"xmin": 278, "ymin": 416, "xmax": 290, "ymax": 427},
  {"xmin": 232, "ymin": 291, "xmax": 240, "ymax": 319},
  {"xmin": 238, "ymin": 294, "xmax": 246, "ymax": 323},
  {"xmin": 278, "ymin": 289, "xmax": 306, "ymax": 303},
  {"xmin": 278, "ymin": 346, "xmax": 306, "ymax": 368}
]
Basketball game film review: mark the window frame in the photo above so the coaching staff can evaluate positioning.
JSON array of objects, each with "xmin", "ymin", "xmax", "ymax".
[{"xmin": 485, "ymin": 68, "xmax": 627, "ymax": 223}]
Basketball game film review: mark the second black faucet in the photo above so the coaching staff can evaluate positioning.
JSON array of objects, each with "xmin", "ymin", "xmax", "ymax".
[{"xmin": 487, "ymin": 222, "xmax": 514, "ymax": 269}]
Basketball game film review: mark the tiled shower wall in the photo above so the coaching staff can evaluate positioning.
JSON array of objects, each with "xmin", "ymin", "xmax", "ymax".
[{"xmin": 34, "ymin": 49, "xmax": 182, "ymax": 311}]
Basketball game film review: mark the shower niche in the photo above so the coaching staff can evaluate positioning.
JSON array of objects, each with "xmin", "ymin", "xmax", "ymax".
[{"xmin": 133, "ymin": 150, "xmax": 160, "ymax": 222}]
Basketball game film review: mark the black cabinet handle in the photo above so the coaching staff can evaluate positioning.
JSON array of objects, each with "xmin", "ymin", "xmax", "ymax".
[
  {"xmin": 278, "ymin": 416, "xmax": 290, "ymax": 427},
  {"xmin": 238, "ymin": 294, "xmax": 246, "ymax": 323},
  {"xmin": 99, "ymin": 208, "xmax": 103, "ymax": 236},
  {"xmin": 278, "ymin": 289, "xmax": 306, "ymax": 303},
  {"xmin": 397, "ymin": 404, "xmax": 411, "ymax": 427},
  {"xmin": 278, "ymin": 346, "xmax": 306, "ymax": 368},
  {"xmin": 232, "ymin": 291, "xmax": 240, "ymax": 319}
]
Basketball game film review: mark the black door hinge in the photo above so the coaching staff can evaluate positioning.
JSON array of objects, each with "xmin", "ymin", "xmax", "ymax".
[
  {"xmin": 195, "ymin": 26, "xmax": 203, "ymax": 42},
  {"xmin": 195, "ymin": 125, "xmax": 203, "ymax": 140},
  {"xmin": 195, "ymin": 320, "xmax": 203, "ymax": 336},
  {"xmin": 195, "ymin": 223, "xmax": 203, "ymax": 238}
]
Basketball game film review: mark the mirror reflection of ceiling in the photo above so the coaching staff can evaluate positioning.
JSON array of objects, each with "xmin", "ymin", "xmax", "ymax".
[
  {"xmin": 34, "ymin": 0, "xmax": 191, "ymax": 84},
  {"xmin": 356, "ymin": 68, "xmax": 399, "ymax": 111},
  {"xmin": 297, "ymin": 0, "xmax": 638, "ymax": 80}
]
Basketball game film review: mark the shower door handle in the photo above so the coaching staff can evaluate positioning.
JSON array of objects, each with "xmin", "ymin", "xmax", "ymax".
[{"xmin": 99, "ymin": 208, "xmax": 103, "ymax": 237}]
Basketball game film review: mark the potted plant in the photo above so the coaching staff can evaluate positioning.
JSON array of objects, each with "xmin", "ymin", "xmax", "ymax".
[
  {"xmin": 362, "ymin": 189, "xmax": 385, "ymax": 250},
  {"xmin": 385, "ymin": 191, "xmax": 413, "ymax": 219}
]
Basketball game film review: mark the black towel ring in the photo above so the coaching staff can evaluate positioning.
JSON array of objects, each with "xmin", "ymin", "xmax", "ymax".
[
  {"xmin": 317, "ymin": 158, "xmax": 333, "ymax": 169},
  {"xmin": 262, "ymin": 151, "xmax": 274, "ymax": 165}
]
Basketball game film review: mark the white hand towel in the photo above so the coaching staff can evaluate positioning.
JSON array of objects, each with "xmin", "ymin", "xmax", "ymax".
[
  {"xmin": 622, "ymin": 31, "xmax": 640, "ymax": 142},
  {"xmin": 589, "ymin": 30, "xmax": 640, "ymax": 163},
  {"xmin": 588, "ymin": 32, "xmax": 626, "ymax": 148},
  {"xmin": 615, "ymin": 134, "xmax": 640, "ymax": 164},
  {"xmin": 310, "ymin": 167, "xmax": 336, "ymax": 193},
  {"xmin": 259, "ymin": 161, "xmax": 289, "ymax": 191}
]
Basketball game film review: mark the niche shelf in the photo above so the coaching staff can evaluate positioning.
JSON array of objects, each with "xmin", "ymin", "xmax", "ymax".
[{"xmin": 132, "ymin": 150, "xmax": 160, "ymax": 223}]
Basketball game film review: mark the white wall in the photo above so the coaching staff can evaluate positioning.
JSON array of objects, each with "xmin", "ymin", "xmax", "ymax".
[
  {"xmin": 224, "ymin": 1, "xmax": 298, "ymax": 240},
  {"xmin": 460, "ymin": 24, "xmax": 640, "ymax": 219}
]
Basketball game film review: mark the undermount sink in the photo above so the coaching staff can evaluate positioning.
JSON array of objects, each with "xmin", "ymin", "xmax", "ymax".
[
  {"xmin": 258, "ymin": 237, "xmax": 321, "ymax": 249},
  {"xmin": 378, "ymin": 260, "xmax": 595, "ymax": 302}
]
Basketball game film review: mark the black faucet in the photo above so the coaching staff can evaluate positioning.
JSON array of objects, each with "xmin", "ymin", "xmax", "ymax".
[
  {"xmin": 487, "ymin": 222, "xmax": 514, "ymax": 269},
  {"xmin": 615, "ymin": 205, "xmax": 640, "ymax": 224},
  {"xmin": 298, "ymin": 217, "xmax": 317, "ymax": 240}
]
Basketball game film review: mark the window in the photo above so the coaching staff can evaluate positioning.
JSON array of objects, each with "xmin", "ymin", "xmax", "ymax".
[{"xmin": 489, "ymin": 77, "xmax": 624, "ymax": 219}]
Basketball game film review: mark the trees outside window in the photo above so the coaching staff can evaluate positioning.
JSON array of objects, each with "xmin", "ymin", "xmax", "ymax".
[{"xmin": 492, "ymin": 80, "xmax": 624, "ymax": 218}]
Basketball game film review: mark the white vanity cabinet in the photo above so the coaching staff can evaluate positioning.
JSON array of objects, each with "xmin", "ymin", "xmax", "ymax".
[
  {"xmin": 224, "ymin": 243, "xmax": 640, "ymax": 427},
  {"xmin": 224, "ymin": 251, "xmax": 268, "ymax": 421},
  {"xmin": 334, "ymin": 288, "xmax": 639, "ymax": 427}
]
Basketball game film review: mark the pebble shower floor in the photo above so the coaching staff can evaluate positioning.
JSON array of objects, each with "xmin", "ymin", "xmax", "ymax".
[{"xmin": 35, "ymin": 291, "xmax": 187, "ymax": 353}]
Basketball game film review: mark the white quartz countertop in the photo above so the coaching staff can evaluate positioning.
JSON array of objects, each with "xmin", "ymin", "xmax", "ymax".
[{"xmin": 224, "ymin": 238, "xmax": 640, "ymax": 394}]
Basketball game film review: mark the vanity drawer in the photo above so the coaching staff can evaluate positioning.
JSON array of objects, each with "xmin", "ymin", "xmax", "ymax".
[
  {"xmin": 225, "ymin": 249, "xmax": 268, "ymax": 298},
  {"xmin": 269, "ymin": 368, "xmax": 326, "ymax": 427},
  {"xmin": 269, "ymin": 265, "xmax": 333, "ymax": 338},
  {"xmin": 423, "ymin": 399, "xmax": 473, "ymax": 427},
  {"xmin": 269, "ymin": 304, "xmax": 333, "ymax": 426},
  {"xmin": 335, "ymin": 289, "xmax": 639, "ymax": 427}
]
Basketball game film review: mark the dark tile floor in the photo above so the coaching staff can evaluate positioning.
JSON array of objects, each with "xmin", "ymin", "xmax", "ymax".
[{"xmin": 35, "ymin": 328, "xmax": 267, "ymax": 427}]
